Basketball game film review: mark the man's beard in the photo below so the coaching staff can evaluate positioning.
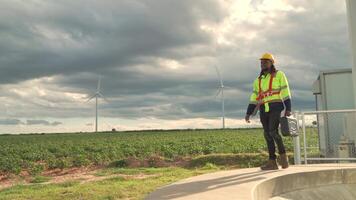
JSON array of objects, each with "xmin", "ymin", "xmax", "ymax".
[{"xmin": 262, "ymin": 67, "xmax": 269, "ymax": 73}]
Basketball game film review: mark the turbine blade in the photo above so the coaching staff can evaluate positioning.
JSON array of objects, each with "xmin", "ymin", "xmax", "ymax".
[
  {"xmin": 86, "ymin": 93, "xmax": 97, "ymax": 102},
  {"xmin": 214, "ymin": 65, "xmax": 224, "ymax": 86},
  {"xmin": 98, "ymin": 92, "xmax": 109, "ymax": 102},
  {"xmin": 97, "ymin": 77, "xmax": 101, "ymax": 92},
  {"xmin": 214, "ymin": 65, "xmax": 221, "ymax": 79},
  {"xmin": 214, "ymin": 88, "xmax": 222, "ymax": 99}
]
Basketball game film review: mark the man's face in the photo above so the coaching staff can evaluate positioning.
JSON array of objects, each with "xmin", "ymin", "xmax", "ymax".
[{"xmin": 260, "ymin": 59, "xmax": 272, "ymax": 71}]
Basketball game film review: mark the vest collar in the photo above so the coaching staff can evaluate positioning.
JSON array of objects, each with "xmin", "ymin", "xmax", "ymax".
[
  {"xmin": 261, "ymin": 73, "xmax": 270, "ymax": 79},
  {"xmin": 260, "ymin": 70, "xmax": 278, "ymax": 79}
]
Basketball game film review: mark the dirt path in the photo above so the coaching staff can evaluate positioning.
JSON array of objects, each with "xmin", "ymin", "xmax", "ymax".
[{"xmin": 0, "ymin": 167, "xmax": 158, "ymax": 191}]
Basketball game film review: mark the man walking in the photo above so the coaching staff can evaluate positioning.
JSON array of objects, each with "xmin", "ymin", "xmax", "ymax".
[{"xmin": 245, "ymin": 53, "xmax": 292, "ymax": 170}]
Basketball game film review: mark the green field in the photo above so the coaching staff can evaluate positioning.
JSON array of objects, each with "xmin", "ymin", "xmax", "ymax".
[
  {"xmin": 0, "ymin": 128, "xmax": 320, "ymax": 175},
  {"xmin": 0, "ymin": 128, "xmax": 319, "ymax": 200}
]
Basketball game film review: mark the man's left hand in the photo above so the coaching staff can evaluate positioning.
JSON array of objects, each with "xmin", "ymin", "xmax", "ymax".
[{"xmin": 285, "ymin": 110, "xmax": 291, "ymax": 117}]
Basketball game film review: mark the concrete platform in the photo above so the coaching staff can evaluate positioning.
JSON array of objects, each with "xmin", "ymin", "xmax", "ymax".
[{"xmin": 144, "ymin": 164, "xmax": 356, "ymax": 200}]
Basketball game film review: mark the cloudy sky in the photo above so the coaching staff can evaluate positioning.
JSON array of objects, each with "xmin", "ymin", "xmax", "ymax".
[{"xmin": 0, "ymin": 0, "xmax": 352, "ymax": 133}]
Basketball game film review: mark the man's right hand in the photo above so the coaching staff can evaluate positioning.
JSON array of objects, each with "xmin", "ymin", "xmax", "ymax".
[{"xmin": 245, "ymin": 115, "xmax": 250, "ymax": 123}]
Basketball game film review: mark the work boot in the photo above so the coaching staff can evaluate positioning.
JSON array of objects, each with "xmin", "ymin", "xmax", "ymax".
[
  {"xmin": 260, "ymin": 159, "xmax": 278, "ymax": 170},
  {"xmin": 279, "ymin": 153, "xmax": 289, "ymax": 169}
]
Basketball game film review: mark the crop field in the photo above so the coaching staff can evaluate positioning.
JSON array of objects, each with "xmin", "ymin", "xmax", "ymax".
[{"xmin": 0, "ymin": 128, "xmax": 318, "ymax": 175}]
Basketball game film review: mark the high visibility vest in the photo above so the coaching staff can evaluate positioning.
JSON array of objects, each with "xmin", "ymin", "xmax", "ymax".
[{"xmin": 249, "ymin": 70, "xmax": 291, "ymax": 112}]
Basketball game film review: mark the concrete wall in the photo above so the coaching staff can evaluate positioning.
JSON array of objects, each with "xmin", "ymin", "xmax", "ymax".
[{"xmin": 253, "ymin": 168, "xmax": 356, "ymax": 200}]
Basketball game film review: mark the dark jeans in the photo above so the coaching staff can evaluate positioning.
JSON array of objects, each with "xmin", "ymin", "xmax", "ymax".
[{"xmin": 259, "ymin": 110, "xmax": 286, "ymax": 160}]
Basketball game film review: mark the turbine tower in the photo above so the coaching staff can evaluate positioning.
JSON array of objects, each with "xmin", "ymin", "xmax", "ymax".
[
  {"xmin": 87, "ymin": 77, "xmax": 107, "ymax": 132},
  {"xmin": 214, "ymin": 65, "xmax": 225, "ymax": 129}
]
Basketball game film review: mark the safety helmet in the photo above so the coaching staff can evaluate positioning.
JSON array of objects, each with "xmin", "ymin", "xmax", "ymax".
[{"xmin": 260, "ymin": 53, "xmax": 275, "ymax": 63}]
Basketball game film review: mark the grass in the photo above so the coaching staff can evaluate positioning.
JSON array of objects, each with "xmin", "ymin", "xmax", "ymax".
[{"xmin": 0, "ymin": 166, "xmax": 223, "ymax": 200}]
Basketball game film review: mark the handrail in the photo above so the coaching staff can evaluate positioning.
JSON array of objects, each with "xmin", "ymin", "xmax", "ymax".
[
  {"xmin": 301, "ymin": 109, "xmax": 356, "ymax": 114},
  {"xmin": 300, "ymin": 109, "xmax": 356, "ymax": 165}
]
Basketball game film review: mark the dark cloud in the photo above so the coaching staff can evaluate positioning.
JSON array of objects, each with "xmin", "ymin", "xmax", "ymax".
[
  {"xmin": 26, "ymin": 119, "xmax": 62, "ymax": 126},
  {"xmin": 0, "ymin": 118, "xmax": 62, "ymax": 126},
  {"xmin": 0, "ymin": 0, "xmax": 223, "ymax": 84},
  {"xmin": 0, "ymin": 119, "xmax": 23, "ymax": 125},
  {"xmin": 0, "ymin": 0, "xmax": 351, "ymax": 126}
]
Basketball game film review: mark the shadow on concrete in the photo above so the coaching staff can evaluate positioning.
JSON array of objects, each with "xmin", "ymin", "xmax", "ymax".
[{"xmin": 145, "ymin": 169, "xmax": 278, "ymax": 200}]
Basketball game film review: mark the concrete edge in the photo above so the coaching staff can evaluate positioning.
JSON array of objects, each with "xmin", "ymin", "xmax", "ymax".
[{"xmin": 252, "ymin": 167, "xmax": 356, "ymax": 200}]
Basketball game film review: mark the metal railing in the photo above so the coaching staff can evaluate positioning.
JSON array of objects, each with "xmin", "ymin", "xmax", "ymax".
[{"xmin": 294, "ymin": 109, "xmax": 356, "ymax": 165}]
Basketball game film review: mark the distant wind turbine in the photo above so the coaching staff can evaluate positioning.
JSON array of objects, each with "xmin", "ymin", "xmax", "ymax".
[
  {"xmin": 214, "ymin": 65, "xmax": 226, "ymax": 129},
  {"xmin": 86, "ymin": 77, "xmax": 108, "ymax": 132}
]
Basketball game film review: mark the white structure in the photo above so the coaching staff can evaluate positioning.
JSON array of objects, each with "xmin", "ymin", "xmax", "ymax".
[
  {"xmin": 312, "ymin": 69, "xmax": 355, "ymax": 156},
  {"xmin": 214, "ymin": 65, "xmax": 226, "ymax": 129},
  {"xmin": 346, "ymin": 0, "xmax": 356, "ymax": 105},
  {"xmin": 87, "ymin": 77, "xmax": 108, "ymax": 132}
]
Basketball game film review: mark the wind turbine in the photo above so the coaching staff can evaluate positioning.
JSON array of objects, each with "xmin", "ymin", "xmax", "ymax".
[
  {"xmin": 86, "ymin": 77, "xmax": 108, "ymax": 132},
  {"xmin": 214, "ymin": 65, "xmax": 225, "ymax": 129}
]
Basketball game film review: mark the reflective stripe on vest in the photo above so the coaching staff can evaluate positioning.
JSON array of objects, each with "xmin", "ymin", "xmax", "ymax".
[{"xmin": 256, "ymin": 72, "xmax": 280, "ymax": 112}]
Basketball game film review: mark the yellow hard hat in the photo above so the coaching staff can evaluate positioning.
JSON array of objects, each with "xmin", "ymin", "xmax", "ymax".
[{"xmin": 260, "ymin": 53, "xmax": 275, "ymax": 63}]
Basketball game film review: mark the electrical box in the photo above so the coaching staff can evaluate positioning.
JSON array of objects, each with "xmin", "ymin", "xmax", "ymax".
[{"xmin": 313, "ymin": 69, "xmax": 355, "ymax": 157}]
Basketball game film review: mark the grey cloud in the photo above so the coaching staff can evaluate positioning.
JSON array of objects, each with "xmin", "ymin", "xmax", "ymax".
[
  {"xmin": 0, "ymin": 0, "xmax": 223, "ymax": 84},
  {"xmin": 0, "ymin": 0, "xmax": 350, "ymax": 122},
  {"xmin": 26, "ymin": 120, "xmax": 62, "ymax": 126},
  {"xmin": 0, "ymin": 119, "xmax": 24, "ymax": 125},
  {"xmin": 0, "ymin": 118, "xmax": 62, "ymax": 126}
]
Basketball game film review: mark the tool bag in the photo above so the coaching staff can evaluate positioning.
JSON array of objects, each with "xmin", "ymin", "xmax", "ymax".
[
  {"xmin": 280, "ymin": 116, "xmax": 298, "ymax": 137},
  {"xmin": 279, "ymin": 104, "xmax": 298, "ymax": 137}
]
